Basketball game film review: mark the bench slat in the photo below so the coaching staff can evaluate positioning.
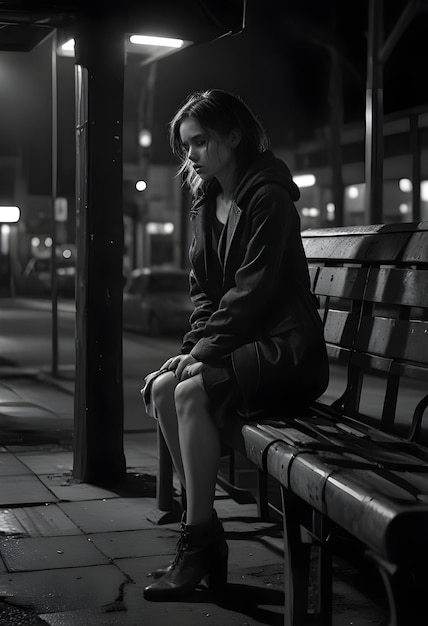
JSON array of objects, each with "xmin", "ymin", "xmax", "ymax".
[
  {"xmin": 365, "ymin": 267, "xmax": 428, "ymax": 308},
  {"xmin": 324, "ymin": 309, "xmax": 360, "ymax": 348},
  {"xmin": 402, "ymin": 230, "xmax": 428, "ymax": 264},
  {"xmin": 356, "ymin": 317, "xmax": 428, "ymax": 365},
  {"xmin": 303, "ymin": 232, "xmax": 411, "ymax": 263},
  {"xmin": 314, "ymin": 266, "xmax": 368, "ymax": 299}
]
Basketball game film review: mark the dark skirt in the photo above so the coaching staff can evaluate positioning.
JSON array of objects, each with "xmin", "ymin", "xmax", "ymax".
[
  {"xmin": 202, "ymin": 335, "xmax": 329, "ymax": 429},
  {"xmin": 202, "ymin": 362, "xmax": 240, "ymax": 429}
]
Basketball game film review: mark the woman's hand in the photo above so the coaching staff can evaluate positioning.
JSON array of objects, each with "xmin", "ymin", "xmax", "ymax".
[{"xmin": 161, "ymin": 354, "xmax": 204, "ymax": 381}]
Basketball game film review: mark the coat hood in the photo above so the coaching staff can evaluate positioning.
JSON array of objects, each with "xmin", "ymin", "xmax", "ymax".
[{"xmin": 235, "ymin": 149, "xmax": 301, "ymax": 204}]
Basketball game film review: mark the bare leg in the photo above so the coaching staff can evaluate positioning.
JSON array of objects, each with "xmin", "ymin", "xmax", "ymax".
[
  {"xmin": 174, "ymin": 375, "xmax": 221, "ymax": 526},
  {"xmin": 143, "ymin": 374, "xmax": 228, "ymax": 599},
  {"xmin": 151, "ymin": 372, "xmax": 185, "ymax": 487}
]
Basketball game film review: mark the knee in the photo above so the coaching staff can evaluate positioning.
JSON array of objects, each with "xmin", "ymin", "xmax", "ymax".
[
  {"xmin": 151, "ymin": 371, "xmax": 176, "ymax": 408},
  {"xmin": 174, "ymin": 379, "xmax": 207, "ymax": 416}
]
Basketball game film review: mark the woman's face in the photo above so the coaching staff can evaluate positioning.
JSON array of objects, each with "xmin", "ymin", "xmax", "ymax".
[{"xmin": 179, "ymin": 117, "xmax": 239, "ymax": 184}]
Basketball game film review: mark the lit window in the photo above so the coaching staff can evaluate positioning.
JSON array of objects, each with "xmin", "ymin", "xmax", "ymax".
[
  {"xmin": 293, "ymin": 174, "xmax": 316, "ymax": 188},
  {"xmin": 301, "ymin": 207, "xmax": 320, "ymax": 218},
  {"xmin": 146, "ymin": 222, "xmax": 174, "ymax": 235},
  {"xmin": 347, "ymin": 186, "xmax": 359, "ymax": 199},
  {"xmin": 399, "ymin": 178, "xmax": 412, "ymax": 192},
  {"xmin": 326, "ymin": 203, "xmax": 335, "ymax": 221}
]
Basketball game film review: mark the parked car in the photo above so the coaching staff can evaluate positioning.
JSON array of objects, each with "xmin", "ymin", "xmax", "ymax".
[
  {"xmin": 20, "ymin": 254, "xmax": 76, "ymax": 297},
  {"xmin": 123, "ymin": 267, "xmax": 193, "ymax": 336}
]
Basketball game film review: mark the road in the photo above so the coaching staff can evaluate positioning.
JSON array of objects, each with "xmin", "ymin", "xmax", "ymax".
[{"xmin": 0, "ymin": 297, "xmax": 183, "ymax": 432}]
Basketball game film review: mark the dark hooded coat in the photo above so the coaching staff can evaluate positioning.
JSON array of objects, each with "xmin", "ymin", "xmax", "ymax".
[{"xmin": 181, "ymin": 150, "xmax": 329, "ymax": 419}]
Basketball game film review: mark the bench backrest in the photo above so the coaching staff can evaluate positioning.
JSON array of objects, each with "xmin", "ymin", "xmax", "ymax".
[{"xmin": 302, "ymin": 222, "xmax": 428, "ymax": 445}]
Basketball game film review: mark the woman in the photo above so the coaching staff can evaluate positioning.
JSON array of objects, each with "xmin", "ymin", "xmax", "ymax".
[{"xmin": 143, "ymin": 89, "xmax": 329, "ymax": 600}]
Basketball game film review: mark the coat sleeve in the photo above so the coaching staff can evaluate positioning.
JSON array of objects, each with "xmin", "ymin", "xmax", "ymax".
[
  {"xmin": 180, "ymin": 267, "xmax": 216, "ymax": 354},
  {"xmin": 190, "ymin": 184, "xmax": 300, "ymax": 363}
]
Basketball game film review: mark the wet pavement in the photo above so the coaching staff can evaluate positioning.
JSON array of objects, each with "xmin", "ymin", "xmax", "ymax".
[{"xmin": 0, "ymin": 370, "xmax": 388, "ymax": 625}]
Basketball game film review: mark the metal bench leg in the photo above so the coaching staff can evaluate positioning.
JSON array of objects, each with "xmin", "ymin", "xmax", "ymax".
[
  {"xmin": 146, "ymin": 424, "xmax": 183, "ymax": 524},
  {"xmin": 369, "ymin": 553, "xmax": 424, "ymax": 626},
  {"xmin": 317, "ymin": 543, "xmax": 332, "ymax": 624},
  {"xmin": 257, "ymin": 468, "xmax": 270, "ymax": 520},
  {"xmin": 313, "ymin": 512, "xmax": 332, "ymax": 624},
  {"xmin": 281, "ymin": 487, "xmax": 312, "ymax": 626}
]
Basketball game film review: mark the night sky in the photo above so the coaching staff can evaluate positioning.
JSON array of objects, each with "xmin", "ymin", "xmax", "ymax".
[
  {"xmin": 0, "ymin": 0, "xmax": 427, "ymax": 197},
  {"xmin": 133, "ymin": 0, "xmax": 428, "ymax": 163}
]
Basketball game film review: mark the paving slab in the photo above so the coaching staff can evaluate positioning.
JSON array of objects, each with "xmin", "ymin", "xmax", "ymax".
[
  {"xmin": 115, "ymin": 555, "xmax": 285, "ymax": 626},
  {"xmin": 39, "ymin": 605, "xmax": 142, "ymax": 626},
  {"xmin": 89, "ymin": 528, "xmax": 178, "ymax": 561},
  {"xmin": 0, "ymin": 404, "xmax": 57, "ymax": 422},
  {"xmin": 0, "ymin": 448, "xmax": 32, "ymax": 475},
  {"xmin": 0, "ymin": 474, "xmax": 57, "ymax": 506},
  {"xmin": 228, "ymin": 535, "xmax": 284, "ymax": 572},
  {"xmin": 0, "ymin": 504, "xmax": 82, "ymax": 538},
  {"xmin": 123, "ymin": 432, "xmax": 158, "ymax": 468},
  {"xmin": 0, "ymin": 564, "xmax": 128, "ymax": 614},
  {"xmin": 58, "ymin": 498, "xmax": 157, "ymax": 534},
  {"xmin": 0, "ymin": 535, "xmax": 110, "ymax": 572},
  {"xmin": 214, "ymin": 500, "xmax": 260, "ymax": 521},
  {"xmin": 38, "ymin": 474, "xmax": 120, "ymax": 502},
  {"xmin": 2, "ymin": 378, "xmax": 73, "ymax": 422},
  {"xmin": 14, "ymin": 450, "xmax": 73, "ymax": 475},
  {"xmin": 5, "ymin": 443, "xmax": 69, "ymax": 454},
  {"xmin": 332, "ymin": 574, "xmax": 386, "ymax": 626}
]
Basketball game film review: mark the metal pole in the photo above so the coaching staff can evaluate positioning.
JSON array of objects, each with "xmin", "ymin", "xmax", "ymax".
[
  {"xmin": 410, "ymin": 114, "xmax": 421, "ymax": 222},
  {"xmin": 365, "ymin": 0, "xmax": 384, "ymax": 224},
  {"xmin": 328, "ymin": 47, "xmax": 344, "ymax": 227},
  {"xmin": 73, "ymin": 15, "xmax": 126, "ymax": 482},
  {"xmin": 380, "ymin": 0, "xmax": 419, "ymax": 65},
  {"xmin": 51, "ymin": 29, "xmax": 59, "ymax": 377}
]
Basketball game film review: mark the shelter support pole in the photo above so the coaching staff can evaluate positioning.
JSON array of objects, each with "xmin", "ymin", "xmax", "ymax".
[
  {"xmin": 410, "ymin": 114, "xmax": 421, "ymax": 222},
  {"xmin": 73, "ymin": 16, "xmax": 126, "ymax": 482},
  {"xmin": 50, "ymin": 29, "xmax": 59, "ymax": 377},
  {"xmin": 365, "ymin": 0, "xmax": 420, "ymax": 224},
  {"xmin": 365, "ymin": 0, "xmax": 384, "ymax": 224}
]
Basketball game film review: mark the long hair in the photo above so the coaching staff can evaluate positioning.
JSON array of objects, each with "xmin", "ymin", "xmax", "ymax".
[{"xmin": 169, "ymin": 89, "xmax": 269, "ymax": 197}]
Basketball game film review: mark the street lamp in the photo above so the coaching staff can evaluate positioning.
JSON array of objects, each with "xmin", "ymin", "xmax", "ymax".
[
  {"xmin": 0, "ymin": 205, "xmax": 20, "ymax": 296},
  {"xmin": 0, "ymin": 205, "xmax": 20, "ymax": 223},
  {"xmin": 57, "ymin": 33, "xmax": 192, "ymax": 64}
]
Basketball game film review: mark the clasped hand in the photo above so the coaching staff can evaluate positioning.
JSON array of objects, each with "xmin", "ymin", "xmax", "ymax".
[{"xmin": 161, "ymin": 354, "xmax": 204, "ymax": 381}]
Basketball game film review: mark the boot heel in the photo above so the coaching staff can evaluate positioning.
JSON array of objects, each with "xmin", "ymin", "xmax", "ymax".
[{"xmin": 206, "ymin": 550, "xmax": 228, "ymax": 591}]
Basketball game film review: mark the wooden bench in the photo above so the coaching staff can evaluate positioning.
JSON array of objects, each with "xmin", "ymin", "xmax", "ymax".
[
  {"xmin": 243, "ymin": 222, "xmax": 428, "ymax": 625},
  {"xmin": 149, "ymin": 222, "xmax": 428, "ymax": 625}
]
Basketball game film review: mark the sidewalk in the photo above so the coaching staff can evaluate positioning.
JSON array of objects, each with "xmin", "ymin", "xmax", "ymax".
[{"xmin": 0, "ymin": 373, "xmax": 387, "ymax": 625}]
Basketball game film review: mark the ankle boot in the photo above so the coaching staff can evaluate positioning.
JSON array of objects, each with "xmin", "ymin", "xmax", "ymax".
[
  {"xmin": 143, "ymin": 515, "xmax": 228, "ymax": 600},
  {"xmin": 148, "ymin": 510, "xmax": 225, "ymax": 580},
  {"xmin": 148, "ymin": 511, "xmax": 187, "ymax": 580}
]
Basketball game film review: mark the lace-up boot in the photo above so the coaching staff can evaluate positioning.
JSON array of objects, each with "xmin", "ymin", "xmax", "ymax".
[
  {"xmin": 143, "ymin": 514, "xmax": 228, "ymax": 600},
  {"xmin": 148, "ymin": 510, "xmax": 225, "ymax": 580}
]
